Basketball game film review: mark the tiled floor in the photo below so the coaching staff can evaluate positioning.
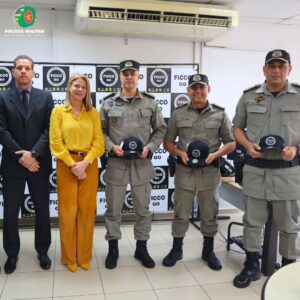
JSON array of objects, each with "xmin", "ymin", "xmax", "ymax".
[{"xmin": 0, "ymin": 211, "xmax": 268, "ymax": 300}]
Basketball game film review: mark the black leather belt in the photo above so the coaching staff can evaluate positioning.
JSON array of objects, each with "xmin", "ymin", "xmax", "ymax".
[
  {"xmin": 244, "ymin": 155, "xmax": 299, "ymax": 169},
  {"xmin": 176, "ymin": 157, "xmax": 220, "ymax": 168},
  {"xmin": 108, "ymin": 152, "xmax": 140, "ymax": 159},
  {"xmin": 108, "ymin": 152, "xmax": 152, "ymax": 160},
  {"xmin": 69, "ymin": 151, "xmax": 87, "ymax": 157}
]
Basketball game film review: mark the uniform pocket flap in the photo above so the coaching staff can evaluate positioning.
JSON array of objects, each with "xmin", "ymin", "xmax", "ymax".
[
  {"xmin": 205, "ymin": 119, "xmax": 221, "ymax": 129},
  {"xmin": 108, "ymin": 110, "xmax": 122, "ymax": 117},
  {"xmin": 141, "ymin": 110, "xmax": 152, "ymax": 117},
  {"xmin": 280, "ymin": 105, "xmax": 300, "ymax": 112},
  {"xmin": 247, "ymin": 105, "xmax": 267, "ymax": 114},
  {"xmin": 177, "ymin": 119, "xmax": 193, "ymax": 128}
]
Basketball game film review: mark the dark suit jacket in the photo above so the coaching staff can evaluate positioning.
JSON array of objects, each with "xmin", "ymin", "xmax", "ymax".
[{"xmin": 0, "ymin": 86, "xmax": 54, "ymax": 178}]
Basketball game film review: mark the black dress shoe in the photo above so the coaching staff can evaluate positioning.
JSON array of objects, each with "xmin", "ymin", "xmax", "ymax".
[
  {"xmin": 4, "ymin": 257, "xmax": 18, "ymax": 274},
  {"xmin": 37, "ymin": 253, "xmax": 51, "ymax": 270}
]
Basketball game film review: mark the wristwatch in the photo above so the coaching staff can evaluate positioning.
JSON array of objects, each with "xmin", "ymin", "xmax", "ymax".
[{"xmin": 31, "ymin": 150, "xmax": 39, "ymax": 159}]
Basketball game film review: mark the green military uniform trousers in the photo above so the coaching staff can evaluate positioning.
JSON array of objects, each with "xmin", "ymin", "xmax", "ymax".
[
  {"xmin": 172, "ymin": 164, "xmax": 220, "ymax": 237},
  {"xmin": 243, "ymin": 195, "xmax": 300, "ymax": 259},
  {"xmin": 104, "ymin": 157, "xmax": 155, "ymax": 241}
]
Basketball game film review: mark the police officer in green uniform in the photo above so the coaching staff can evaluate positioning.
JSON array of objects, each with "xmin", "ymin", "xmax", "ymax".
[
  {"xmin": 100, "ymin": 60, "xmax": 166, "ymax": 269},
  {"xmin": 232, "ymin": 49, "xmax": 300, "ymax": 288},
  {"xmin": 163, "ymin": 74, "xmax": 235, "ymax": 270}
]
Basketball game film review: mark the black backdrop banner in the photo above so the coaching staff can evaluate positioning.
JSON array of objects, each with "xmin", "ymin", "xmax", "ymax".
[{"xmin": 0, "ymin": 62, "xmax": 198, "ymax": 219}]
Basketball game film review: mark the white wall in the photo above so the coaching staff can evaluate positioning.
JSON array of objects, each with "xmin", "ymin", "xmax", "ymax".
[
  {"xmin": 204, "ymin": 21, "xmax": 300, "ymax": 119},
  {"xmin": 1, "ymin": 6, "xmax": 300, "ymax": 212},
  {"xmin": 0, "ymin": 9, "xmax": 194, "ymax": 63},
  {"xmin": 1, "ymin": 8, "xmax": 300, "ymax": 110}
]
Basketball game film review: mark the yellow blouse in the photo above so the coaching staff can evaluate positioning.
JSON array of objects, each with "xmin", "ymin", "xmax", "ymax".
[{"xmin": 50, "ymin": 104, "xmax": 105, "ymax": 166}]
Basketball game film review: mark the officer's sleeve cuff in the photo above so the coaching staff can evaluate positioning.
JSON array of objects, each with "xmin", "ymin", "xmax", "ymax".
[
  {"xmin": 106, "ymin": 142, "xmax": 115, "ymax": 153},
  {"xmin": 146, "ymin": 143, "xmax": 156, "ymax": 153}
]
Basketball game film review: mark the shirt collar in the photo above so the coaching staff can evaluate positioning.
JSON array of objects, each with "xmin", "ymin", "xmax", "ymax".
[
  {"xmin": 255, "ymin": 81, "xmax": 297, "ymax": 95},
  {"xmin": 116, "ymin": 89, "xmax": 141, "ymax": 101},
  {"xmin": 17, "ymin": 86, "xmax": 32, "ymax": 94},
  {"xmin": 188, "ymin": 101, "xmax": 211, "ymax": 112},
  {"xmin": 63, "ymin": 103, "xmax": 87, "ymax": 112}
]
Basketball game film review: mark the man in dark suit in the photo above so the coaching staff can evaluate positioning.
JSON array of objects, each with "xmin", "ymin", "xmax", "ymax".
[{"xmin": 0, "ymin": 55, "xmax": 54, "ymax": 274}]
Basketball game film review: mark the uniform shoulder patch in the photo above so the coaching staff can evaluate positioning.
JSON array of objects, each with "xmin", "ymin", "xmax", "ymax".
[
  {"xmin": 141, "ymin": 91, "xmax": 155, "ymax": 99},
  {"xmin": 175, "ymin": 103, "xmax": 188, "ymax": 110},
  {"xmin": 103, "ymin": 92, "xmax": 116, "ymax": 100},
  {"xmin": 291, "ymin": 83, "xmax": 300, "ymax": 88},
  {"xmin": 243, "ymin": 84, "xmax": 260, "ymax": 93},
  {"xmin": 212, "ymin": 103, "xmax": 224, "ymax": 110}
]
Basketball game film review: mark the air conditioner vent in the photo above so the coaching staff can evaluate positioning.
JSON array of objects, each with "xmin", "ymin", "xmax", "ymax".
[
  {"xmin": 89, "ymin": 7, "xmax": 125, "ymax": 20},
  {"xmin": 76, "ymin": 0, "xmax": 239, "ymax": 42},
  {"xmin": 197, "ymin": 15, "xmax": 230, "ymax": 27},
  {"xmin": 88, "ymin": 7, "xmax": 231, "ymax": 27},
  {"xmin": 127, "ymin": 9, "xmax": 161, "ymax": 22}
]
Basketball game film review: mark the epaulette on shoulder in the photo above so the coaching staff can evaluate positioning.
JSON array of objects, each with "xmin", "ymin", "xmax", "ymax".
[
  {"xmin": 103, "ymin": 92, "xmax": 116, "ymax": 100},
  {"xmin": 243, "ymin": 84, "xmax": 260, "ymax": 93},
  {"xmin": 212, "ymin": 103, "xmax": 225, "ymax": 110},
  {"xmin": 175, "ymin": 103, "xmax": 188, "ymax": 110},
  {"xmin": 141, "ymin": 91, "xmax": 155, "ymax": 99},
  {"xmin": 291, "ymin": 82, "xmax": 300, "ymax": 88}
]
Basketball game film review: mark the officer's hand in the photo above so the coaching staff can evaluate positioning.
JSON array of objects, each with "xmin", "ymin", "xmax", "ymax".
[
  {"xmin": 206, "ymin": 153, "xmax": 216, "ymax": 165},
  {"xmin": 112, "ymin": 145, "xmax": 124, "ymax": 157},
  {"xmin": 246, "ymin": 143, "xmax": 262, "ymax": 158},
  {"xmin": 282, "ymin": 146, "xmax": 297, "ymax": 161},
  {"xmin": 179, "ymin": 151, "xmax": 189, "ymax": 165},
  {"xmin": 140, "ymin": 147, "xmax": 150, "ymax": 159}
]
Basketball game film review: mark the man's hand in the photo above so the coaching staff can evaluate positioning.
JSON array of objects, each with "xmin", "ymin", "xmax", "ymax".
[
  {"xmin": 206, "ymin": 152, "xmax": 217, "ymax": 165},
  {"xmin": 282, "ymin": 146, "xmax": 298, "ymax": 161},
  {"xmin": 179, "ymin": 150, "xmax": 189, "ymax": 165},
  {"xmin": 27, "ymin": 161, "xmax": 40, "ymax": 172},
  {"xmin": 16, "ymin": 150, "xmax": 40, "ymax": 172},
  {"xmin": 140, "ymin": 146, "xmax": 150, "ymax": 159},
  {"xmin": 112, "ymin": 145, "xmax": 124, "ymax": 157},
  {"xmin": 246, "ymin": 143, "xmax": 263, "ymax": 158}
]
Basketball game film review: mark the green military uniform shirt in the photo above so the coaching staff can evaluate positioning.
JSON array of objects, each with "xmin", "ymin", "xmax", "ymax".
[
  {"xmin": 100, "ymin": 90, "xmax": 167, "ymax": 185},
  {"xmin": 166, "ymin": 102, "xmax": 234, "ymax": 191},
  {"xmin": 233, "ymin": 81, "xmax": 300, "ymax": 200}
]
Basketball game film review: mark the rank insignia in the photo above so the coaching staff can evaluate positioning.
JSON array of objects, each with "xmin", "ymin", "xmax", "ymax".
[{"xmin": 255, "ymin": 95, "xmax": 264, "ymax": 103}]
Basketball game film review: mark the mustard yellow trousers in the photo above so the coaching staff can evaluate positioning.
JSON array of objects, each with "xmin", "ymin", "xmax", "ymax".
[{"xmin": 56, "ymin": 156, "xmax": 98, "ymax": 265}]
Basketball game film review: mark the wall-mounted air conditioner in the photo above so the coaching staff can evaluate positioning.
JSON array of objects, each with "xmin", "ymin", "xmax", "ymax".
[{"xmin": 75, "ymin": 0, "xmax": 238, "ymax": 41}]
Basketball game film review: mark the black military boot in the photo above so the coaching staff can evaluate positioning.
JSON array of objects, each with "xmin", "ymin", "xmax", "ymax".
[
  {"xmin": 282, "ymin": 257, "xmax": 296, "ymax": 267},
  {"xmin": 105, "ymin": 239, "xmax": 119, "ymax": 269},
  {"xmin": 134, "ymin": 240, "xmax": 155, "ymax": 268},
  {"xmin": 163, "ymin": 237, "xmax": 183, "ymax": 267},
  {"xmin": 233, "ymin": 251, "xmax": 261, "ymax": 288},
  {"xmin": 201, "ymin": 236, "xmax": 222, "ymax": 270}
]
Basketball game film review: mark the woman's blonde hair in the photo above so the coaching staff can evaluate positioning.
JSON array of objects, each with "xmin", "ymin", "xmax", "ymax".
[{"xmin": 65, "ymin": 73, "xmax": 93, "ymax": 111}]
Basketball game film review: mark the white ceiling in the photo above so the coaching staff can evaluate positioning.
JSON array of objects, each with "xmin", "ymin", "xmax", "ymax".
[{"xmin": 1, "ymin": 0, "xmax": 300, "ymax": 25}]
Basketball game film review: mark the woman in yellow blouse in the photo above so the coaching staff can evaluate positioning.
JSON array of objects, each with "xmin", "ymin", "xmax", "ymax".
[{"xmin": 50, "ymin": 73, "xmax": 104, "ymax": 272}]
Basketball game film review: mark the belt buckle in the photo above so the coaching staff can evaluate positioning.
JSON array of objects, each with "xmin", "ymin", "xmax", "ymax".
[{"xmin": 77, "ymin": 151, "xmax": 85, "ymax": 157}]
